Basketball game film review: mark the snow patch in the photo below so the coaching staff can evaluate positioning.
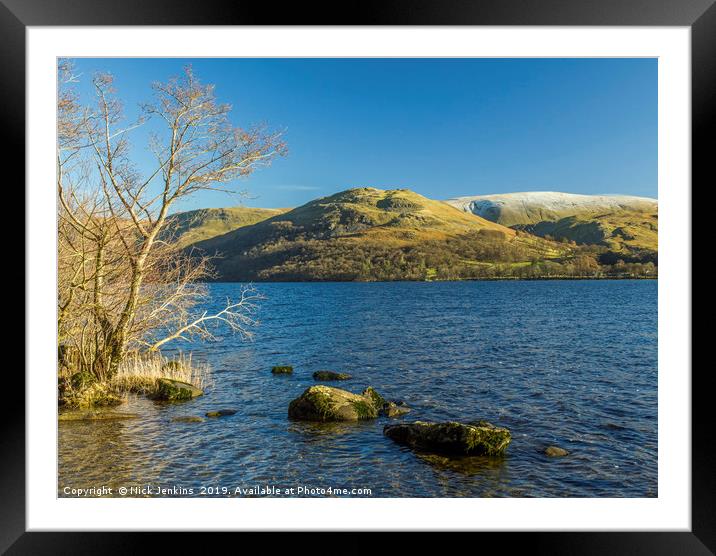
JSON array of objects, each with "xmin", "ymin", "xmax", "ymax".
[{"xmin": 445, "ymin": 191, "xmax": 657, "ymax": 223}]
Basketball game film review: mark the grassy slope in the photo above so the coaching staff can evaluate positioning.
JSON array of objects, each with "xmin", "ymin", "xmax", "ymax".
[
  {"xmin": 191, "ymin": 187, "xmax": 572, "ymax": 281},
  {"xmin": 486, "ymin": 200, "xmax": 656, "ymax": 228},
  {"xmin": 516, "ymin": 209, "xmax": 658, "ymax": 255},
  {"xmin": 446, "ymin": 193, "xmax": 657, "ymax": 259},
  {"xmin": 163, "ymin": 207, "xmax": 289, "ymax": 248}
]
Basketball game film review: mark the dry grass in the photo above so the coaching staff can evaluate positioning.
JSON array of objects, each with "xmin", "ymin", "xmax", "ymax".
[
  {"xmin": 59, "ymin": 351, "xmax": 213, "ymax": 408},
  {"xmin": 112, "ymin": 351, "xmax": 213, "ymax": 396}
]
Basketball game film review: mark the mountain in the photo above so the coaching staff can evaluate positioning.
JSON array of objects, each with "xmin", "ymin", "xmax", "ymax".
[
  {"xmin": 163, "ymin": 207, "xmax": 289, "ymax": 248},
  {"xmin": 445, "ymin": 191, "xmax": 657, "ymax": 227},
  {"xmin": 446, "ymin": 192, "xmax": 657, "ymax": 261},
  {"xmin": 190, "ymin": 187, "xmax": 572, "ymax": 281}
]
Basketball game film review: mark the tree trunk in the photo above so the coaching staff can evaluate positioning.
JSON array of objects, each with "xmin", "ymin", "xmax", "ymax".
[{"xmin": 104, "ymin": 209, "xmax": 166, "ymax": 377}]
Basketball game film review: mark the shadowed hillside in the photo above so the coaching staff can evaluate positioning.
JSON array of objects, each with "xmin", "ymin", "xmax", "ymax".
[{"xmin": 513, "ymin": 210, "xmax": 658, "ymax": 260}]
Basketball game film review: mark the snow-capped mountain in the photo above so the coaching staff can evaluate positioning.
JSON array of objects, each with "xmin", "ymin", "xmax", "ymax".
[{"xmin": 445, "ymin": 191, "xmax": 657, "ymax": 227}]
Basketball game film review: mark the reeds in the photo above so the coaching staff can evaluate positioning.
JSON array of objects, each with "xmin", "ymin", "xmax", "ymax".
[
  {"xmin": 58, "ymin": 351, "xmax": 212, "ymax": 408},
  {"xmin": 112, "ymin": 351, "xmax": 213, "ymax": 395}
]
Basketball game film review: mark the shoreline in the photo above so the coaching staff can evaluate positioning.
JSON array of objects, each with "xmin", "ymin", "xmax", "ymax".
[{"xmin": 204, "ymin": 276, "xmax": 658, "ymax": 284}]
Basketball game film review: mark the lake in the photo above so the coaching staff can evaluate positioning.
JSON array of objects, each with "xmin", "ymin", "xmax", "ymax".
[{"xmin": 59, "ymin": 280, "xmax": 658, "ymax": 497}]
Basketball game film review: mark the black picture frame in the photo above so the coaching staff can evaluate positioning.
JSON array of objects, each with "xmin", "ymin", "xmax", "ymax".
[{"xmin": 7, "ymin": 0, "xmax": 707, "ymax": 553}]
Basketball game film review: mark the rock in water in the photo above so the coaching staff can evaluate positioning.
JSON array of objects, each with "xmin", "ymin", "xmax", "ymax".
[
  {"xmin": 206, "ymin": 409, "xmax": 237, "ymax": 417},
  {"xmin": 383, "ymin": 421, "xmax": 511, "ymax": 456},
  {"xmin": 288, "ymin": 385, "xmax": 384, "ymax": 421},
  {"xmin": 172, "ymin": 416, "xmax": 205, "ymax": 423},
  {"xmin": 312, "ymin": 370, "xmax": 352, "ymax": 381},
  {"xmin": 362, "ymin": 387, "xmax": 385, "ymax": 410},
  {"xmin": 544, "ymin": 445, "xmax": 569, "ymax": 457},
  {"xmin": 152, "ymin": 379, "xmax": 203, "ymax": 401},
  {"xmin": 272, "ymin": 366, "xmax": 293, "ymax": 375},
  {"xmin": 382, "ymin": 401, "xmax": 411, "ymax": 418}
]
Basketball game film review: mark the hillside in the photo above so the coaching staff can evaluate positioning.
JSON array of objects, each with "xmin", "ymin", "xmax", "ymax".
[
  {"xmin": 514, "ymin": 210, "xmax": 658, "ymax": 262},
  {"xmin": 446, "ymin": 191, "xmax": 657, "ymax": 262},
  {"xmin": 190, "ymin": 187, "xmax": 574, "ymax": 281},
  {"xmin": 163, "ymin": 207, "xmax": 289, "ymax": 248},
  {"xmin": 446, "ymin": 191, "xmax": 657, "ymax": 227}
]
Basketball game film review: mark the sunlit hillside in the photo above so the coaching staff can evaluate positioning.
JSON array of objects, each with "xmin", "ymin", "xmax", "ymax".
[{"xmin": 190, "ymin": 187, "xmax": 573, "ymax": 281}]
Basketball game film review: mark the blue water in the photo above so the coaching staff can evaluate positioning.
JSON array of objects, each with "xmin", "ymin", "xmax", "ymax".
[{"xmin": 59, "ymin": 280, "xmax": 657, "ymax": 497}]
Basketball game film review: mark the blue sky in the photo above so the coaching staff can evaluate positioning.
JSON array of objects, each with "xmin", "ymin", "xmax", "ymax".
[{"xmin": 67, "ymin": 58, "xmax": 657, "ymax": 211}]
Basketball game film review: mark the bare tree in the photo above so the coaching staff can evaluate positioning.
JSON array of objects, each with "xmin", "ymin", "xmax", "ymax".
[{"xmin": 57, "ymin": 63, "xmax": 286, "ymax": 381}]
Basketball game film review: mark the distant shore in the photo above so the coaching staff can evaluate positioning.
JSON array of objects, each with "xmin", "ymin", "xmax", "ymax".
[{"xmin": 205, "ymin": 276, "xmax": 657, "ymax": 284}]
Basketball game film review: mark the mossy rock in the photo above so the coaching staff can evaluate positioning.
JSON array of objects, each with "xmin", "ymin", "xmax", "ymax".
[
  {"xmin": 206, "ymin": 409, "xmax": 237, "ymax": 418},
  {"xmin": 312, "ymin": 370, "xmax": 352, "ymax": 381},
  {"xmin": 544, "ymin": 445, "xmax": 569, "ymax": 457},
  {"xmin": 382, "ymin": 401, "xmax": 411, "ymax": 418},
  {"xmin": 288, "ymin": 385, "xmax": 384, "ymax": 422},
  {"xmin": 152, "ymin": 379, "xmax": 203, "ymax": 401},
  {"xmin": 383, "ymin": 421, "xmax": 511, "ymax": 456},
  {"xmin": 361, "ymin": 387, "xmax": 385, "ymax": 410},
  {"xmin": 59, "ymin": 381, "xmax": 123, "ymax": 409},
  {"xmin": 58, "ymin": 411, "xmax": 138, "ymax": 422},
  {"xmin": 271, "ymin": 366, "xmax": 294, "ymax": 375},
  {"xmin": 172, "ymin": 416, "xmax": 205, "ymax": 423}
]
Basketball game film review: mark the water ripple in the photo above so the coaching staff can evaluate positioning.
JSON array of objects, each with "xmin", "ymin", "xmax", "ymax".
[{"xmin": 59, "ymin": 280, "xmax": 657, "ymax": 497}]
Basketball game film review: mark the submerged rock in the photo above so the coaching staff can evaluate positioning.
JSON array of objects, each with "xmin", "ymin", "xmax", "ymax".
[
  {"xmin": 272, "ymin": 366, "xmax": 294, "ymax": 375},
  {"xmin": 288, "ymin": 385, "xmax": 384, "ymax": 422},
  {"xmin": 416, "ymin": 453, "xmax": 506, "ymax": 475},
  {"xmin": 383, "ymin": 421, "xmax": 511, "ymax": 456},
  {"xmin": 313, "ymin": 370, "xmax": 352, "ymax": 381},
  {"xmin": 58, "ymin": 411, "xmax": 138, "ymax": 422},
  {"xmin": 206, "ymin": 409, "xmax": 237, "ymax": 417},
  {"xmin": 544, "ymin": 445, "xmax": 569, "ymax": 457},
  {"xmin": 172, "ymin": 416, "xmax": 205, "ymax": 423},
  {"xmin": 152, "ymin": 379, "xmax": 203, "ymax": 401}
]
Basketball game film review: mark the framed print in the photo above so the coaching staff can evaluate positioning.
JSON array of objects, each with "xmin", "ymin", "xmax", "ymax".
[{"xmin": 7, "ymin": 0, "xmax": 710, "ymax": 552}]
